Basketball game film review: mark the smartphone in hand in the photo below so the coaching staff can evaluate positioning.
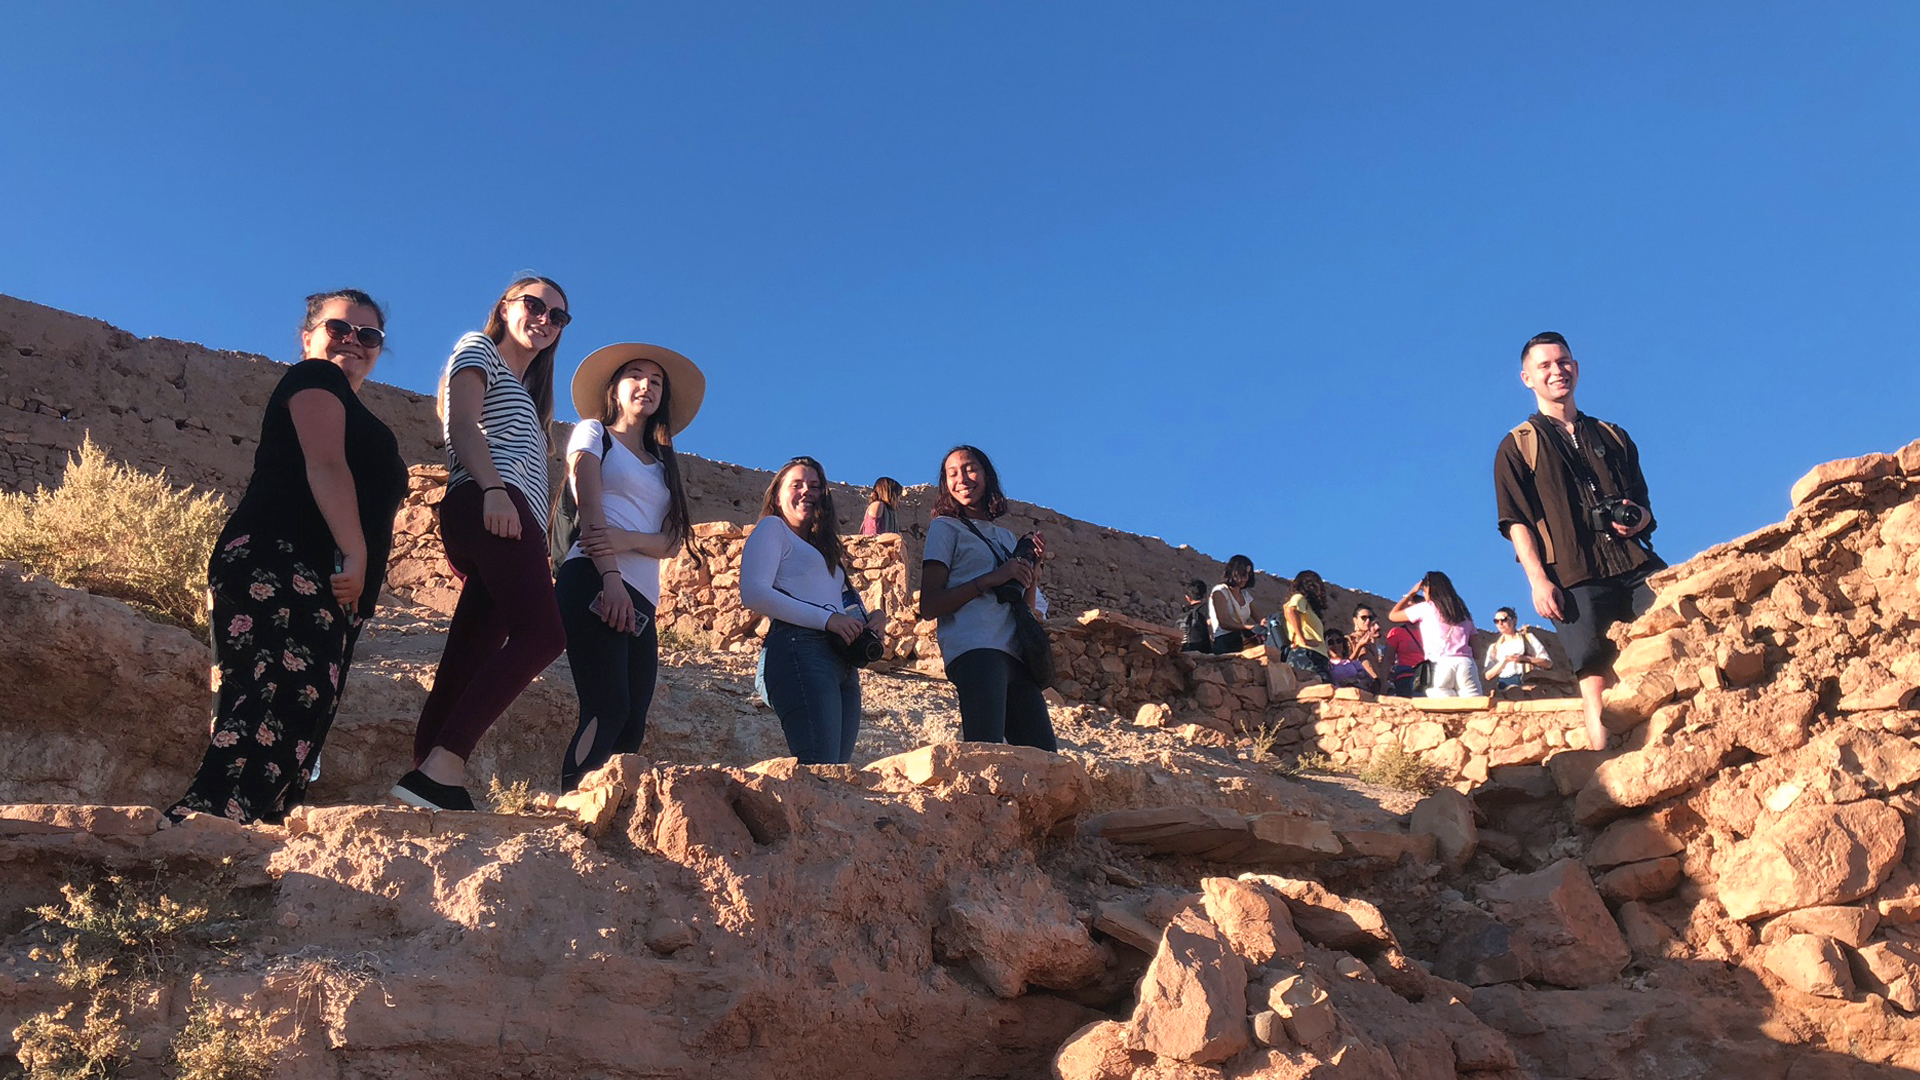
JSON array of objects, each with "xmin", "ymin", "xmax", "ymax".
[{"xmin": 589, "ymin": 592, "xmax": 652, "ymax": 636}]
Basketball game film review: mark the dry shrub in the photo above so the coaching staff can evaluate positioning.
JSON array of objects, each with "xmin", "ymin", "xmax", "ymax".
[
  {"xmin": 1246, "ymin": 722, "xmax": 1282, "ymax": 763},
  {"xmin": 0, "ymin": 434, "xmax": 226, "ymax": 630},
  {"xmin": 486, "ymin": 775, "xmax": 535, "ymax": 815},
  {"xmin": 11, "ymin": 1001, "xmax": 135, "ymax": 1080},
  {"xmin": 169, "ymin": 978, "xmax": 281, "ymax": 1080},
  {"xmin": 657, "ymin": 626, "xmax": 705, "ymax": 653}
]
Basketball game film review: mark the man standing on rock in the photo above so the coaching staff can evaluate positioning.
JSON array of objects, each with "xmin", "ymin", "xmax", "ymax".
[{"xmin": 1494, "ymin": 331, "xmax": 1663, "ymax": 750}]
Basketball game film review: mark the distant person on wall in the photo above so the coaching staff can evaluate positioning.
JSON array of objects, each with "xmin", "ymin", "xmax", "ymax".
[
  {"xmin": 1207, "ymin": 555, "xmax": 1262, "ymax": 654},
  {"xmin": 1179, "ymin": 578, "xmax": 1212, "ymax": 653},
  {"xmin": 167, "ymin": 290, "xmax": 408, "ymax": 824},
  {"xmin": 1383, "ymin": 617, "xmax": 1425, "ymax": 697},
  {"xmin": 554, "ymin": 343, "xmax": 703, "ymax": 791},
  {"xmin": 1483, "ymin": 606, "xmax": 1551, "ymax": 692},
  {"xmin": 397, "ymin": 277, "xmax": 571, "ymax": 811},
  {"xmin": 1282, "ymin": 570, "xmax": 1333, "ymax": 682},
  {"xmin": 740, "ymin": 457, "xmax": 883, "ymax": 765},
  {"xmin": 1349, "ymin": 605, "xmax": 1392, "ymax": 671},
  {"xmin": 918, "ymin": 445, "xmax": 1057, "ymax": 751},
  {"xmin": 861, "ymin": 476, "xmax": 903, "ymax": 535},
  {"xmin": 1325, "ymin": 631, "xmax": 1382, "ymax": 692},
  {"xmin": 1494, "ymin": 330, "xmax": 1661, "ymax": 750},
  {"xmin": 1390, "ymin": 571, "xmax": 1484, "ymax": 698}
]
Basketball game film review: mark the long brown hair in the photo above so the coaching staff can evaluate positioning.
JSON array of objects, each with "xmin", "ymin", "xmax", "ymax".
[
  {"xmin": 482, "ymin": 275, "xmax": 567, "ymax": 448},
  {"xmin": 1422, "ymin": 570, "xmax": 1472, "ymax": 626},
  {"xmin": 758, "ymin": 457, "xmax": 848, "ymax": 573},
  {"xmin": 602, "ymin": 360, "xmax": 693, "ymax": 549}
]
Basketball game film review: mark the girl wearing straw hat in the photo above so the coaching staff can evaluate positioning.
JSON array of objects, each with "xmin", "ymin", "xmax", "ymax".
[{"xmin": 554, "ymin": 343, "xmax": 703, "ymax": 791}]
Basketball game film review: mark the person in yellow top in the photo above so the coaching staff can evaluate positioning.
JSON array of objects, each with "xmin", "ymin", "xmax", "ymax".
[{"xmin": 1282, "ymin": 569, "xmax": 1332, "ymax": 682}]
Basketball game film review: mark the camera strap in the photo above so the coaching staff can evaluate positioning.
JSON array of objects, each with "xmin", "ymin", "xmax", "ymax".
[
  {"xmin": 958, "ymin": 514, "xmax": 1033, "ymax": 607},
  {"xmin": 1530, "ymin": 415, "xmax": 1621, "ymax": 503}
]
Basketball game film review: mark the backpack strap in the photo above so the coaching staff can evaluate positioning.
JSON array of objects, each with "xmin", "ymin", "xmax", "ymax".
[
  {"xmin": 1507, "ymin": 418, "xmax": 1554, "ymax": 566},
  {"xmin": 1509, "ymin": 421, "xmax": 1539, "ymax": 473}
]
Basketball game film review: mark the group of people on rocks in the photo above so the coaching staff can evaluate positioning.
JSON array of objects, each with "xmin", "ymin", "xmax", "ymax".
[
  {"xmin": 167, "ymin": 279, "xmax": 1056, "ymax": 824},
  {"xmin": 1177, "ymin": 329, "xmax": 1658, "ymax": 750},
  {"xmin": 164, "ymin": 290, "xmax": 1654, "ymax": 825},
  {"xmin": 1182, "ymin": 563, "xmax": 1510, "ymax": 700}
]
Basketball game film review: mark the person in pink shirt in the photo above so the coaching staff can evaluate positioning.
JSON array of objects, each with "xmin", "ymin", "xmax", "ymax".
[{"xmin": 1388, "ymin": 570, "xmax": 1485, "ymax": 698}]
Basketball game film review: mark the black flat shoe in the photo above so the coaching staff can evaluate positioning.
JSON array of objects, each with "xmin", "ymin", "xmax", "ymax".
[{"xmin": 390, "ymin": 770, "xmax": 475, "ymax": 811}]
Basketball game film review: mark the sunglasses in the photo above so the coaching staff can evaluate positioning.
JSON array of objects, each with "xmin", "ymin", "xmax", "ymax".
[
  {"xmin": 322, "ymin": 319, "xmax": 384, "ymax": 349},
  {"xmin": 510, "ymin": 293, "xmax": 572, "ymax": 328}
]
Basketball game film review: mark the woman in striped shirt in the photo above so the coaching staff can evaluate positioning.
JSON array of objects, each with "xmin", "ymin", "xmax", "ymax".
[{"xmin": 395, "ymin": 276, "xmax": 571, "ymax": 811}]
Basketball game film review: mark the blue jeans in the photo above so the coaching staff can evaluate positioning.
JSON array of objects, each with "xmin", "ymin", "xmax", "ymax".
[
  {"xmin": 1495, "ymin": 673, "xmax": 1525, "ymax": 691},
  {"xmin": 757, "ymin": 621, "xmax": 861, "ymax": 764}
]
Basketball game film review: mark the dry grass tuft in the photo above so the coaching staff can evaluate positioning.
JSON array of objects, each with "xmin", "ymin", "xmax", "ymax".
[
  {"xmin": 486, "ymin": 776, "xmax": 536, "ymax": 815},
  {"xmin": 0, "ymin": 434, "xmax": 227, "ymax": 630},
  {"xmin": 1245, "ymin": 722, "xmax": 1282, "ymax": 763},
  {"xmin": 1355, "ymin": 742, "xmax": 1445, "ymax": 793}
]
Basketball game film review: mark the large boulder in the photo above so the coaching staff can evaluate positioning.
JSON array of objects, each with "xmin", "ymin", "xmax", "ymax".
[
  {"xmin": 1763, "ymin": 934, "xmax": 1854, "ymax": 999},
  {"xmin": 1125, "ymin": 908, "xmax": 1250, "ymax": 1063},
  {"xmin": 1574, "ymin": 729, "xmax": 1736, "ymax": 826},
  {"xmin": 1715, "ymin": 800, "xmax": 1906, "ymax": 921},
  {"xmin": 1199, "ymin": 876, "xmax": 1304, "ymax": 965},
  {"xmin": 867, "ymin": 743, "xmax": 1092, "ymax": 833},
  {"xmin": 1409, "ymin": 788, "xmax": 1478, "ymax": 873},
  {"xmin": 1477, "ymin": 859, "xmax": 1630, "ymax": 988},
  {"xmin": 1242, "ymin": 873, "xmax": 1397, "ymax": 953}
]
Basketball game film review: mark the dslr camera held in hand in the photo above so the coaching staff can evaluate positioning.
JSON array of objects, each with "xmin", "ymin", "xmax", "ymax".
[
  {"xmin": 992, "ymin": 533, "xmax": 1040, "ymax": 605},
  {"xmin": 1588, "ymin": 498, "xmax": 1645, "ymax": 533},
  {"xmin": 835, "ymin": 586, "xmax": 885, "ymax": 668}
]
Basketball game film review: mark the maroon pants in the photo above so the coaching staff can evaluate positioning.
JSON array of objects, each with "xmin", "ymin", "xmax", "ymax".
[{"xmin": 413, "ymin": 481, "xmax": 565, "ymax": 762}]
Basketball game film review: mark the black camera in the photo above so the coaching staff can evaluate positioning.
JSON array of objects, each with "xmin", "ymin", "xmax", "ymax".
[
  {"xmin": 834, "ymin": 588, "xmax": 885, "ymax": 668},
  {"xmin": 837, "ymin": 627, "xmax": 885, "ymax": 668},
  {"xmin": 1589, "ymin": 499, "xmax": 1644, "ymax": 532},
  {"xmin": 992, "ymin": 534, "xmax": 1039, "ymax": 605}
]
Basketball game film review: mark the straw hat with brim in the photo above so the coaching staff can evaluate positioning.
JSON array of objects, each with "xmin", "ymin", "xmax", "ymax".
[{"xmin": 570, "ymin": 343, "xmax": 705, "ymax": 436}]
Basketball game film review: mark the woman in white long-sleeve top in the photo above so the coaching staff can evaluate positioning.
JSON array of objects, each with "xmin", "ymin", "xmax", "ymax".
[{"xmin": 739, "ymin": 456, "xmax": 883, "ymax": 764}]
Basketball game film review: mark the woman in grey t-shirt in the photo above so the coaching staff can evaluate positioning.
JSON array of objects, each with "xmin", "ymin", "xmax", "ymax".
[{"xmin": 917, "ymin": 445, "xmax": 1056, "ymax": 750}]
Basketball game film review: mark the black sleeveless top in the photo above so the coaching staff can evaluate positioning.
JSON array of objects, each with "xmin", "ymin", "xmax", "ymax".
[{"xmin": 220, "ymin": 360, "xmax": 409, "ymax": 618}]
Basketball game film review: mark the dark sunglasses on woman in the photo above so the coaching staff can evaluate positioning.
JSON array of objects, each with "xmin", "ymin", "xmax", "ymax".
[
  {"xmin": 323, "ymin": 319, "xmax": 385, "ymax": 348},
  {"xmin": 511, "ymin": 293, "xmax": 573, "ymax": 328}
]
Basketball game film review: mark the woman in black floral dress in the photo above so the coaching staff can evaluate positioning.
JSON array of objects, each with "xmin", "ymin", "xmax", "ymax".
[{"xmin": 167, "ymin": 289, "xmax": 409, "ymax": 824}]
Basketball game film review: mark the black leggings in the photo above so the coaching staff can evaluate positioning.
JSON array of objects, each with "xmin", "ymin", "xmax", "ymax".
[
  {"xmin": 556, "ymin": 557, "xmax": 660, "ymax": 791},
  {"xmin": 946, "ymin": 647, "xmax": 1056, "ymax": 751}
]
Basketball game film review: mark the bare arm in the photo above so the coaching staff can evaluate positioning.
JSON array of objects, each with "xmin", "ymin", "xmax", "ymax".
[
  {"xmin": 918, "ymin": 559, "xmax": 1028, "ymax": 620},
  {"xmin": 570, "ymin": 449, "xmax": 635, "ymax": 633},
  {"xmin": 287, "ymin": 388, "xmax": 366, "ymax": 609},
  {"xmin": 1508, "ymin": 526, "xmax": 1564, "ymax": 621},
  {"xmin": 445, "ymin": 367, "xmax": 520, "ymax": 540}
]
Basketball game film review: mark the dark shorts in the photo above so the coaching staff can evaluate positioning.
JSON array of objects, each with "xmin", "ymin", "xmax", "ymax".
[{"xmin": 1552, "ymin": 568, "xmax": 1658, "ymax": 677}]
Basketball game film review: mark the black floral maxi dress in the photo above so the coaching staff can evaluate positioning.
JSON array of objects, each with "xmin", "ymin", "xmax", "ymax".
[{"xmin": 168, "ymin": 360, "xmax": 408, "ymax": 824}]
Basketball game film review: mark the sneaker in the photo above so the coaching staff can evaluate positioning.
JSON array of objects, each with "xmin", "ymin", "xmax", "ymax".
[{"xmin": 390, "ymin": 770, "xmax": 475, "ymax": 811}]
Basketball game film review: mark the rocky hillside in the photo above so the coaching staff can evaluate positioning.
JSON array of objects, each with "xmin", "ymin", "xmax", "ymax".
[
  {"xmin": 6, "ymin": 290, "xmax": 1920, "ymax": 1078},
  {"xmin": 6, "ymin": 444, "xmax": 1920, "ymax": 1076}
]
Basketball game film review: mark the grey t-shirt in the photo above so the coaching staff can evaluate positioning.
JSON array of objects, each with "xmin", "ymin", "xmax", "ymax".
[{"xmin": 924, "ymin": 515, "xmax": 1027, "ymax": 667}]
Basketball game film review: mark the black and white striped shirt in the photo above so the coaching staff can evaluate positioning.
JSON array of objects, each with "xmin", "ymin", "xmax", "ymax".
[{"xmin": 441, "ymin": 332, "xmax": 550, "ymax": 530}]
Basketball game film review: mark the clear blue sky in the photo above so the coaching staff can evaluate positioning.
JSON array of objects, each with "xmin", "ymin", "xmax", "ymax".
[{"xmin": 4, "ymin": 3, "xmax": 1916, "ymax": 617}]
